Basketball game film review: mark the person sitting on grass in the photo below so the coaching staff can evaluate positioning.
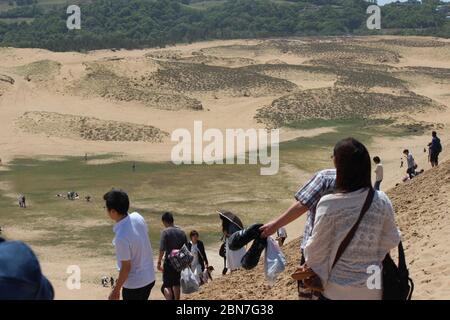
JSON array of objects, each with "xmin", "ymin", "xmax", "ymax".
[{"xmin": 104, "ymin": 189, "xmax": 156, "ymax": 300}]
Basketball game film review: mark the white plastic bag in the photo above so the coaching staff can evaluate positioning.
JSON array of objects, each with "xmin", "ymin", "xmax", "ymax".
[
  {"xmin": 265, "ymin": 237, "xmax": 286, "ymax": 286},
  {"xmin": 180, "ymin": 267, "xmax": 200, "ymax": 294}
]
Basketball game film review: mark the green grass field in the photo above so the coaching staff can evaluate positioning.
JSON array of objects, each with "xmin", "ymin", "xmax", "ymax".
[{"xmin": 0, "ymin": 120, "xmax": 417, "ymax": 259}]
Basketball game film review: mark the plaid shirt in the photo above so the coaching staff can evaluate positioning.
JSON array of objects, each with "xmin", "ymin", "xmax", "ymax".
[{"xmin": 295, "ymin": 169, "xmax": 336, "ymax": 249}]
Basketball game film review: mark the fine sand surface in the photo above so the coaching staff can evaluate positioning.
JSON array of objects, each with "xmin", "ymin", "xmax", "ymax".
[
  {"xmin": 1, "ymin": 36, "xmax": 450, "ymax": 300},
  {"xmin": 188, "ymin": 160, "xmax": 450, "ymax": 300}
]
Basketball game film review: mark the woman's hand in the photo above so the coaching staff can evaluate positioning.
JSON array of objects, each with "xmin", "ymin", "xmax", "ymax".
[{"xmin": 260, "ymin": 221, "xmax": 278, "ymax": 238}]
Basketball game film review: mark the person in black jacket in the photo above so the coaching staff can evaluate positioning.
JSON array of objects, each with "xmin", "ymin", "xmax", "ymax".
[{"xmin": 187, "ymin": 230, "xmax": 208, "ymax": 283}]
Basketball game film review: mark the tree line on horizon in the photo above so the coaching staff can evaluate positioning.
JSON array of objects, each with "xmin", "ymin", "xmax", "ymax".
[{"xmin": 0, "ymin": 0, "xmax": 448, "ymax": 52}]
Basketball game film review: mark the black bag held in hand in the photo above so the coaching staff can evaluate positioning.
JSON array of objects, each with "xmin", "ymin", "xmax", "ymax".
[{"xmin": 382, "ymin": 242, "xmax": 414, "ymax": 300}]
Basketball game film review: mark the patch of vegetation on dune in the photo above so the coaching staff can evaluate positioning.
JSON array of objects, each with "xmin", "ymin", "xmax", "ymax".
[
  {"xmin": 17, "ymin": 111, "xmax": 169, "ymax": 143},
  {"xmin": 397, "ymin": 66, "xmax": 450, "ymax": 81},
  {"xmin": 14, "ymin": 59, "xmax": 61, "ymax": 81},
  {"xmin": 259, "ymin": 39, "xmax": 401, "ymax": 64},
  {"xmin": 200, "ymin": 38, "xmax": 401, "ymax": 65},
  {"xmin": 335, "ymin": 67, "xmax": 407, "ymax": 89},
  {"xmin": 239, "ymin": 63, "xmax": 336, "ymax": 78},
  {"xmin": 72, "ymin": 63, "xmax": 203, "ymax": 111},
  {"xmin": 242, "ymin": 59, "xmax": 406, "ymax": 90},
  {"xmin": 375, "ymin": 38, "xmax": 449, "ymax": 48},
  {"xmin": 178, "ymin": 54, "xmax": 257, "ymax": 68},
  {"xmin": 305, "ymin": 59, "xmax": 407, "ymax": 89},
  {"xmin": 145, "ymin": 50, "xmax": 183, "ymax": 60},
  {"xmin": 146, "ymin": 61, "xmax": 297, "ymax": 96},
  {"xmin": 255, "ymin": 87, "xmax": 442, "ymax": 128}
]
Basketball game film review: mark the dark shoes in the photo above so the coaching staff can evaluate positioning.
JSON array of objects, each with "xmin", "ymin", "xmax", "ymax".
[
  {"xmin": 229, "ymin": 223, "xmax": 263, "ymax": 251},
  {"xmin": 241, "ymin": 237, "xmax": 267, "ymax": 270}
]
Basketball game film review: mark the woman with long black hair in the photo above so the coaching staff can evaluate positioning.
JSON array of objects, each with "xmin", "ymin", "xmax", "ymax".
[{"xmin": 304, "ymin": 138, "xmax": 401, "ymax": 300}]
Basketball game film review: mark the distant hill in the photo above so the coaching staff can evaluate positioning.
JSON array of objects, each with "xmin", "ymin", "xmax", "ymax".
[
  {"xmin": 188, "ymin": 159, "xmax": 450, "ymax": 300},
  {"xmin": 0, "ymin": 0, "xmax": 448, "ymax": 51}
]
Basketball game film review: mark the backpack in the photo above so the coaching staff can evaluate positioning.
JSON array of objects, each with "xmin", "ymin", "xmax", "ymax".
[
  {"xmin": 436, "ymin": 139, "xmax": 442, "ymax": 153},
  {"xmin": 219, "ymin": 242, "xmax": 226, "ymax": 258},
  {"xmin": 382, "ymin": 242, "xmax": 414, "ymax": 300}
]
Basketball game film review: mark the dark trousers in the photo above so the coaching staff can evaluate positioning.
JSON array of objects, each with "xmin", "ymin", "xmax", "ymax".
[
  {"xmin": 122, "ymin": 281, "xmax": 155, "ymax": 301},
  {"xmin": 407, "ymin": 167, "xmax": 415, "ymax": 179}
]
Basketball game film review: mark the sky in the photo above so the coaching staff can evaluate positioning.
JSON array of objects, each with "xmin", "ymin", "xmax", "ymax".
[{"xmin": 377, "ymin": 0, "xmax": 450, "ymax": 5}]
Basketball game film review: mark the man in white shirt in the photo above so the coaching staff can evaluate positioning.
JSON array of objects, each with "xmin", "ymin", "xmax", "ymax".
[
  {"xmin": 104, "ymin": 189, "xmax": 156, "ymax": 300},
  {"xmin": 373, "ymin": 156, "xmax": 383, "ymax": 191}
]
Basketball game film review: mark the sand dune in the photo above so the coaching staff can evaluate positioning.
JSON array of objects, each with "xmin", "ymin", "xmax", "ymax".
[{"xmin": 1, "ymin": 36, "xmax": 450, "ymax": 300}]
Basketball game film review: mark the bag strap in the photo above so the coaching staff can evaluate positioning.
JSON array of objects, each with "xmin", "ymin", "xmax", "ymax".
[
  {"xmin": 332, "ymin": 188, "xmax": 375, "ymax": 269},
  {"xmin": 397, "ymin": 242, "xmax": 407, "ymax": 272},
  {"xmin": 195, "ymin": 242, "xmax": 206, "ymax": 263},
  {"xmin": 397, "ymin": 242, "xmax": 414, "ymax": 300}
]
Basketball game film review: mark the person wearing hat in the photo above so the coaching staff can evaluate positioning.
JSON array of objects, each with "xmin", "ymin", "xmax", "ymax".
[
  {"xmin": 218, "ymin": 210, "xmax": 247, "ymax": 272},
  {"xmin": 0, "ymin": 238, "xmax": 54, "ymax": 300}
]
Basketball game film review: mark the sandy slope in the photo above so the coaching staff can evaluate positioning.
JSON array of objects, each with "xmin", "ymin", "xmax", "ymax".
[{"xmin": 188, "ymin": 160, "xmax": 450, "ymax": 300}]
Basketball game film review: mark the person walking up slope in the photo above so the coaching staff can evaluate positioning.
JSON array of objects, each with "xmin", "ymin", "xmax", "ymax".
[
  {"xmin": 428, "ymin": 131, "xmax": 442, "ymax": 167},
  {"xmin": 373, "ymin": 156, "xmax": 383, "ymax": 191}
]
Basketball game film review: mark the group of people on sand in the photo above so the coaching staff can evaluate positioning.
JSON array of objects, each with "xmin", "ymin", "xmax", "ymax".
[
  {"xmin": 1, "ymin": 132, "xmax": 444, "ymax": 300},
  {"xmin": 205, "ymin": 137, "xmax": 410, "ymax": 300},
  {"xmin": 105, "ymin": 190, "xmax": 212, "ymax": 300},
  {"xmin": 400, "ymin": 131, "xmax": 442, "ymax": 182},
  {"xmin": 103, "ymin": 131, "xmax": 444, "ymax": 298},
  {"xmin": 55, "ymin": 192, "xmax": 91, "ymax": 202},
  {"xmin": 101, "ymin": 276, "xmax": 115, "ymax": 288}
]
